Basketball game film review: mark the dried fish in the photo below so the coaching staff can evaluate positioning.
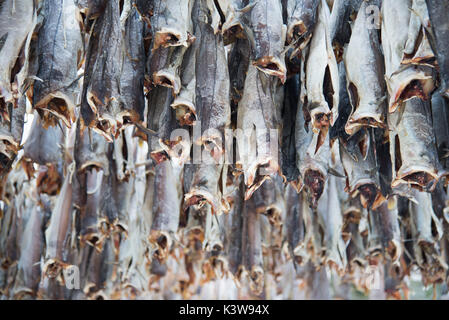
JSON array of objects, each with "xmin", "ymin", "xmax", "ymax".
[
  {"xmin": 409, "ymin": 190, "xmax": 447, "ymax": 284},
  {"xmin": 237, "ymin": 65, "xmax": 281, "ymax": 199},
  {"xmin": 0, "ymin": 0, "xmax": 35, "ymax": 106},
  {"xmin": 81, "ymin": 0, "xmax": 123, "ymax": 140},
  {"xmin": 340, "ymin": 130, "xmax": 384, "ymax": 210},
  {"xmin": 286, "ymin": 0, "xmax": 319, "ymax": 52},
  {"xmin": 381, "ymin": 0, "xmax": 435, "ymax": 113},
  {"xmin": 150, "ymin": 0, "xmax": 193, "ymax": 50},
  {"xmin": 120, "ymin": 5, "xmax": 146, "ymax": 123},
  {"xmin": 285, "ymin": 185, "xmax": 307, "ymax": 267},
  {"xmin": 33, "ymin": 0, "xmax": 83, "ymax": 128},
  {"xmin": 305, "ymin": 0, "xmax": 339, "ymax": 141},
  {"xmin": 241, "ymin": 195, "xmax": 264, "ymax": 296},
  {"xmin": 150, "ymin": 160, "xmax": 182, "ymax": 263},
  {"xmin": 426, "ymin": 0, "xmax": 449, "ymax": 98},
  {"xmin": 343, "ymin": 1, "xmax": 386, "ymax": 135},
  {"xmin": 388, "ymin": 97, "xmax": 443, "ymax": 191},
  {"xmin": 246, "ymin": 0, "xmax": 286, "ymax": 82}
]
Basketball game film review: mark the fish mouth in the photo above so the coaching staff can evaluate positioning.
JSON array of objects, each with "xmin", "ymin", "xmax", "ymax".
[
  {"xmin": 184, "ymin": 190, "xmax": 221, "ymax": 215},
  {"xmin": 80, "ymin": 232, "xmax": 104, "ymax": 252},
  {"xmin": 292, "ymin": 243, "xmax": 308, "ymax": 267},
  {"xmin": 287, "ymin": 21, "xmax": 312, "ymax": 50},
  {"xmin": 152, "ymin": 71, "xmax": 181, "ymax": 94},
  {"xmin": 35, "ymin": 94, "xmax": 76, "ymax": 128},
  {"xmin": 386, "ymin": 239, "xmax": 401, "ymax": 263},
  {"xmin": 36, "ymin": 164, "xmax": 62, "ymax": 196},
  {"xmin": 350, "ymin": 182, "xmax": 385, "ymax": 210},
  {"xmin": 244, "ymin": 158, "xmax": 279, "ymax": 200},
  {"xmin": 149, "ymin": 230, "xmax": 173, "ymax": 263},
  {"xmin": 253, "ymin": 57, "xmax": 286, "ymax": 83},
  {"xmin": 171, "ymin": 99, "xmax": 197, "ymax": 126},
  {"xmin": 343, "ymin": 207, "xmax": 362, "ymax": 225},
  {"xmin": 392, "ymin": 167, "xmax": 439, "ymax": 190},
  {"xmin": 388, "ymin": 73, "xmax": 434, "ymax": 113},
  {"xmin": 153, "ymin": 29, "xmax": 184, "ymax": 50},
  {"xmin": 222, "ymin": 23, "xmax": 244, "ymax": 45},
  {"xmin": 345, "ymin": 111, "xmax": 386, "ymax": 136},
  {"xmin": 248, "ymin": 265, "xmax": 264, "ymax": 295},
  {"xmin": 13, "ymin": 288, "xmax": 35, "ymax": 300},
  {"xmin": 303, "ymin": 169, "xmax": 325, "ymax": 208},
  {"xmin": 0, "ymin": 137, "xmax": 19, "ymax": 161}
]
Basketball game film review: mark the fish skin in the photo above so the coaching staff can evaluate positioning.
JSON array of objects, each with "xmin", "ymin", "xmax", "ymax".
[
  {"xmin": 431, "ymin": 87, "xmax": 449, "ymax": 170},
  {"xmin": 305, "ymin": 0, "xmax": 339, "ymax": 141},
  {"xmin": 285, "ymin": 185, "xmax": 307, "ymax": 267},
  {"xmin": 381, "ymin": 0, "xmax": 435, "ymax": 113},
  {"xmin": 281, "ymin": 75, "xmax": 300, "ymax": 182},
  {"xmin": 241, "ymin": 194, "xmax": 264, "ymax": 296},
  {"xmin": 343, "ymin": 1, "xmax": 386, "ymax": 136},
  {"xmin": 33, "ymin": 0, "xmax": 83, "ymax": 128},
  {"xmin": 76, "ymin": 0, "xmax": 108, "ymax": 20},
  {"xmin": 81, "ymin": 0, "xmax": 122, "ymax": 140},
  {"xmin": 224, "ymin": 175, "xmax": 244, "ymax": 275},
  {"xmin": 329, "ymin": 0, "xmax": 363, "ymax": 49},
  {"xmin": 74, "ymin": 124, "xmax": 110, "ymax": 173},
  {"xmin": 24, "ymin": 112, "xmax": 65, "ymax": 165},
  {"xmin": 426, "ymin": 0, "xmax": 449, "ymax": 98},
  {"xmin": 150, "ymin": 0, "xmax": 193, "ymax": 50},
  {"xmin": 246, "ymin": 0, "xmax": 286, "ymax": 82},
  {"xmin": 388, "ymin": 97, "xmax": 442, "ymax": 191},
  {"xmin": 286, "ymin": 0, "xmax": 319, "ymax": 50},
  {"xmin": 120, "ymin": 5, "xmax": 146, "ymax": 123},
  {"xmin": 228, "ymin": 38, "xmax": 250, "ymax": 126},
  {"xmin": 0, "ymin": 0, "xmax": 35, "ymax": 104},
  {"xmin": 13, "ymin": 200, "xmax": 47, "ymax": 299}
]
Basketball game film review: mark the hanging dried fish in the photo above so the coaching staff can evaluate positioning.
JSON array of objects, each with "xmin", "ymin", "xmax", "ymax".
[
  {"xmin": 388, "ymin": 97, "xmax": 443, "ymax": 191},
  {"xmin": 340, "ymin": 130, "xmax": 385, "ymax": 210},
  {"xmin": 193, "ymin": 0, "xmax": 230, "ymax": 158},
  {"xmin": 304, "ymin": 0, "xmax": 339, "ymax": 143},
  {"xmin": 285, "ymin": 185, "xmax": 307, "ymax": 268},
  {"xmin": 246, "ymin": 0, "xmax": 286, "ymax": 82},
  {"xmin": 343, "ymin": 1, "xmax": 386, "ymax": 135},
  {"xmin": 150, "ymin": 160, "xmax": 182, "ymax": 263},
  {"xmin": 409, "ymin": 190, "xmax": 447, "ymax": 285},
  {"xmin": 237, "ymin": 65, "xmax": 281, "ymax": 199},
  {"xmin": 150, "ymin": 0, "xmax": 193, "ymax": 50},
  {"xmin": 33, "ymin": 0, "xmax": 83, "ymax": 128},
  {"xmin": 241, "ymin": 195, "xmax": 264, "ymax": 296},
  {"xmin": 316, "ymin": 174, "xmax": 347, "ymax": 273},
  {"xmin": 381, "ymin": 0, "xmax": 435, "ymax": 113},
  {"xmin": 426, "ymin": 0, "xmax": 449, "ymax": 98},
  {"xmin": 286, "ymin": 0, "xmax": 319, "ymax": 53},
  {"xmin": 119, "ymin": 4, "xmax": 146, "ymax": 124},
  {"xmin": 81, "ymin": 0, "xmax": 123, "ymax": 140},
  {"xmin": 43, "ymin": 163, "xmax": 75, "ymax": 279},
  {"xmin": 0, "ymin": 0, "xmax": 35, "ymax": 106}
]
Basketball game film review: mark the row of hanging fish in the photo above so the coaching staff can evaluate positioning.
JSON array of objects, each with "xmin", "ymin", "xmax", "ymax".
[{"xmin": 1, "ymin": 0, "xmax": 449, "ymax": 300}]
